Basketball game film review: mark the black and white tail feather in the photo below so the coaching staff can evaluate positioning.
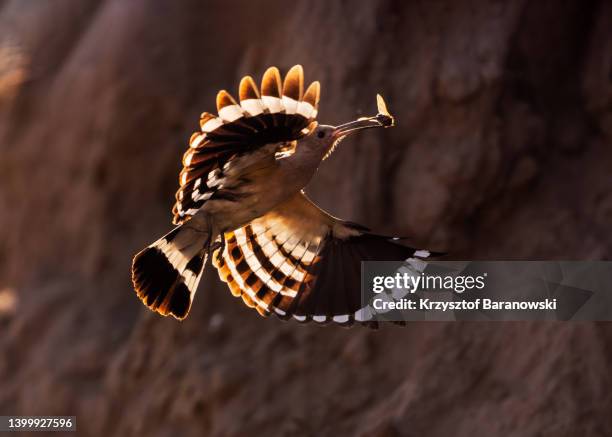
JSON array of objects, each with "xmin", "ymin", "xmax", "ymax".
[
  {"xmin": 131, "ymin": 65, "xmax": 438, "ymax": 327},
  {"xmin": 132, "ymin": 214, "xmax": 213, "ymax": 319}
]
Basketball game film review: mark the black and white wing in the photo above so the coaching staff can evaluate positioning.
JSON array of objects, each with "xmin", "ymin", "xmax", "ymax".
[
  {"xmin": 173, "ymin": 65, "xmax": 320, "ymax": 225},
  {"xmin": 212, "ymin": 192, "xmax": 430, "ymax": 328}
]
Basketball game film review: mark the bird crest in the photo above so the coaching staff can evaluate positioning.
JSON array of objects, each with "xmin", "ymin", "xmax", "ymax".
[{"xmin": 174, "ymin": 65, "xmax": 321, "ymax": 225}]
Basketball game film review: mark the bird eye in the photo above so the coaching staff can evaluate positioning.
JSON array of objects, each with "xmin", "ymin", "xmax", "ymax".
[{"xmin": 317, "ymin": 131, "xmax": 325, "ymax": 138}]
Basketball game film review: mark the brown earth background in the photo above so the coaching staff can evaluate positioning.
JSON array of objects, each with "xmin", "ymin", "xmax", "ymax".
[{"xmin": 1, "ymin": 1, "xmax": 611, "ymax": 436}]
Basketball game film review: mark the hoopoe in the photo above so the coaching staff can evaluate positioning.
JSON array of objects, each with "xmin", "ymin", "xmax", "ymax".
[{"xmin": 131, "ymin": 65, "xmax": 433, "ymax": 328}]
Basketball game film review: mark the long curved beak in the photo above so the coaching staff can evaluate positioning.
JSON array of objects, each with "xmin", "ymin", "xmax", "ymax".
[{"xmin": 333, "ymin": 94, "xmax": 395, "ymax": 139}]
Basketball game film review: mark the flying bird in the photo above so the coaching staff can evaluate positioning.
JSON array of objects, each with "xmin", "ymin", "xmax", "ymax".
[{"xmin": 131, "ymin": 65, "xmax": 433, "ymax": 327}]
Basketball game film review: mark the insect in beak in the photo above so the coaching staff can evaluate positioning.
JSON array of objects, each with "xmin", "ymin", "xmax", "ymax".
[{"xmin": 332, "ymin": 94, "xmax": 395, "ymax": 139}]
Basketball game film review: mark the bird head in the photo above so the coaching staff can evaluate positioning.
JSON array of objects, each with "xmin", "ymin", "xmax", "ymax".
[{"xmin": 304, "ymin": 94, "xmax": 395, "ymax": 160}]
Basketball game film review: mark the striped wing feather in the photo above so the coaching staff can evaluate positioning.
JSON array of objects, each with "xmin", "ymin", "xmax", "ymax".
[
  {"xmin": 212, "ymin": 192, "xmax": 423, "ymax": 328},
  {"xmin": 173, "ymin": 65, "xmax": 320, "ymax": 225}
]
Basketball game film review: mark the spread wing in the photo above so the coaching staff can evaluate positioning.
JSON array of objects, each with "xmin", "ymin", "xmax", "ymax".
[
  {"xmin": 212, "ymin": 192, "xmax": 427, "ymax": 328},
  {"xmin": 173, "ymin": 65, "xmax": 320, "ymax": 225}
]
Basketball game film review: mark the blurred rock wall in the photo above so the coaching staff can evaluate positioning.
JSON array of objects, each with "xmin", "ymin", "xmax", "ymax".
[{"xmin": 0, "ymin": 1, "xmax": 611, "ymax": 436}]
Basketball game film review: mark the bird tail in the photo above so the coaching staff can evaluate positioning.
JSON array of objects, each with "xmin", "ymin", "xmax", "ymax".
[{"xmin": 131, "ymin": 214, "xmax": 215, "ymax": 320}]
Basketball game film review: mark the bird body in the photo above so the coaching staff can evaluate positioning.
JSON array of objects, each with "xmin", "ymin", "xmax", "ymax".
[
  {"xmin": 201, "ymin": 139, "xmax": 317, "ymax": 235},
  {"xmin": 132, "ymin": 65, "xmax": 432, "ymax": 328}
]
